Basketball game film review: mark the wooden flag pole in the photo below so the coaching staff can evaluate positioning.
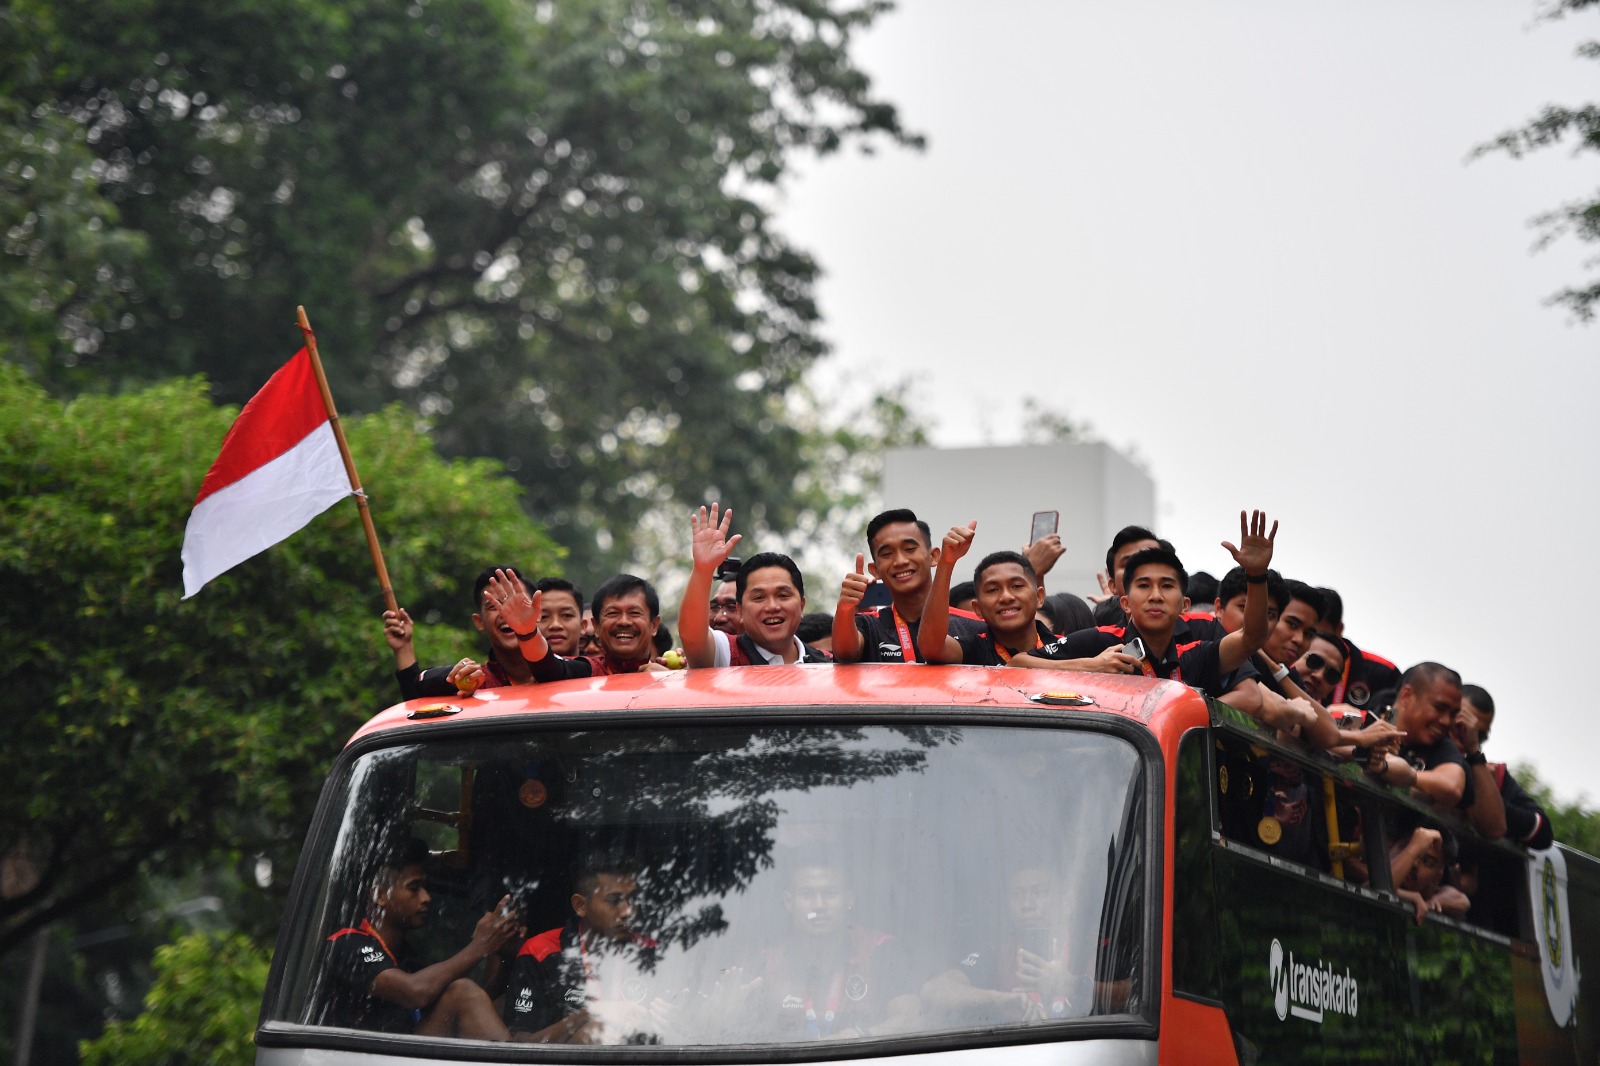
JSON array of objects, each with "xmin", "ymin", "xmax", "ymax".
[{"xmin": 296, "ymin": 305, "xmax": 399, "ymax": 614}]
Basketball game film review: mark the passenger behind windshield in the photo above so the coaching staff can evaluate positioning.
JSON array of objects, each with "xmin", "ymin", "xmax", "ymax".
[
  {"xmin": 922, "ymin": 864, "xmax": 1080, "ymax": 1025},
  {"xmin": 317, "ymin": 837, "xmax": 521, "ymax": 1040}
]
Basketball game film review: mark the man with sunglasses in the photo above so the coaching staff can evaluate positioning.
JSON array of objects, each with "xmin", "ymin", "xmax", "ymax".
[{"xmin": 1292, "ymin": 633, "xmax": 1347, "ymax": 704}]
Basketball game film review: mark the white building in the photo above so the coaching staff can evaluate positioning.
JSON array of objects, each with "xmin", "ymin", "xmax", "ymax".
[{"xmin": 881, "ymin": 442, "xmax": 1155, "ymax": 604}]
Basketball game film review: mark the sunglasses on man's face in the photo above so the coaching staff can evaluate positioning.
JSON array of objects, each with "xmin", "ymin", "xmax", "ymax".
[{"xmin": 1303, "ymin": 652, "xmax": 1342, "ymax": 685}]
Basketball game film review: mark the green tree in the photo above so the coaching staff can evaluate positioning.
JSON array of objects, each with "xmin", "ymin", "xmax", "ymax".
[
  {"xmin": 3, "ymin": 0, "xmax": 920, "ymax": 581},
  {"xmin": 1475, "ymin": 0, "xmax": 1600, "ymax": 322},
  {"xmin": 1514, "ymin": 763, "xmax": 1600, "ymax": 856},
  {"xmin": 0, "ymin": 363, "xmax": 562, "ymax": 954},
  {"xmin": 77, "ymin": 932, "xmax": 268, "ymax": 1066}
]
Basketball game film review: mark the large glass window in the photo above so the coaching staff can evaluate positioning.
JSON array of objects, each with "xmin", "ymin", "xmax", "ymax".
[{"xmin": 267, "ymin": 720, "xmax": 1148, "ymax": 1050}]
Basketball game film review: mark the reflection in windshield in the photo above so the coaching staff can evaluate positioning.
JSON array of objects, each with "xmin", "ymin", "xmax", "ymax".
[{"xmin": 276, "ymin": 722, "xmax": 1146, "ymax": 1047}]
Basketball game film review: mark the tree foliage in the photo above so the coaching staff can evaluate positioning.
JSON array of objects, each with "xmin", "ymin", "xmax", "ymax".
[
  {"xmin": 1, "ymin": 0, "xmax": 920, "ymax": 580},
  {"xmin": 0, "ymin": 364, "xmax": 562, "ymax": 953},
  {"xmin": 1475, "ymin": 0, "xmax": 1600, "ymax": 322},
  {"xmin": 77, "ymin": 932, "xmax": 268, "ymax": 1066},
  {"xmin": 1514, "ymin": 762, "xmax": 1600, "ymax": 857}
]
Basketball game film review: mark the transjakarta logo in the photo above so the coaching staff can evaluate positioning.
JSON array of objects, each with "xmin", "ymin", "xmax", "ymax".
[{"xmin": 1269, "ymin": 938, "xmax": 1358, "ymax": 1024}]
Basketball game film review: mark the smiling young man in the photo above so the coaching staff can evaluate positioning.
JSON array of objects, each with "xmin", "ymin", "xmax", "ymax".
[
  {"xmin": 488, "ymin": 570, "xmax": 666, "ymax": 680},
  {"xmin": 679, "ymin": 505, "xmax": 827, "ymax": 667},
  {"xmin": 917, "ymin": 522, "xmax": 1058, "ymax": 665},
  {"xmin": 1011, "ymin": 511, "xmax": 1279, "ymax": 711},
  {"xmin": 830, "ymin": 508, "xmax": 986, "ymax": 663},
  {"xmin": 533, "ymin": 577, "xmax": 585, "ymax": 659},
  {"xmin": 384, "ymin": 566, "xmax": 534, "ymax": 700}
]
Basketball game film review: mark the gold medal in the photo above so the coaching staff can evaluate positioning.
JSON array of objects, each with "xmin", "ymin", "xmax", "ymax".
[
  {"xmin": 1218, "ymin": 766, "xmax": 1231, "ymax": 795},
  {"xmin": 1257, "ymin": 816, "xmax": 1283, "ymax": 845}
]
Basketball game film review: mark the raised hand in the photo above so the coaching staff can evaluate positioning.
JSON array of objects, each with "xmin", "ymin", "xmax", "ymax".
[
  {"xmin": 942, "ymin": 520, "xmax": 977, "ymax": 564},
  {"xmin": 691, "ymin": 503, "xmax": 742, "ymax": 573},
  {"xmin": 1023, "ymin": 533, "xmax": 1065, "ymax": 579},
  {"xmin": 473, "ymin": 895, "xmax": 524, "ymax": 954},
  {"xmin": 1087, "ymin": 570, "xmax": 1113, "ymax": 605},
  {"xmin": 382, "ymin": 607, "xmax": 414, "ymax": 651},
  {"xmin": 839, "ymin": 553, "xmax": 872, "ymax": 607},
  {"xmin": 1221, "ymin": 509, "xmax": 1278, "ymax": 576},
  {"xmin": 485, "ymin": 567, "xmax": 541, "ymax": 635}
]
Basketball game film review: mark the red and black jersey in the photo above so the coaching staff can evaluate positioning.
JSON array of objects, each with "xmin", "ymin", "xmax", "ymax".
[
  {"xmin": 759, "ymin": 927, "xmax": 912, "ymax": 1039},
  {"xmin": 1331, "ymin": 638, "xmax": 1401, "ymax": 709},
  {"xmin": 319, "ymin": 920, "xmax": 417, "ymax": 1033},
  {"xmin": 1494, "ymin": 763, "xmax": 1554, "ymax": 849},
  {"xmin": 853, "ymin": 605, "xmax": 986, "ymax": 663},
  {"xmin": 1039, "ymin": 624, "xmax": 1257, "ymax": 699},
  {"xmin": 952, "ymin": 619, "xmax": 1060, "ymax": 666},
  {"xmin": 504, "ymin": 920, "xmax": 659, "ymax": 1035},
  {"xmin": 528, "ymin": 651, "xmax": 654, "ymax": 683},
  {"xmin": 396, "ymin": 654, "xmax": 515, "ymax": 702}
]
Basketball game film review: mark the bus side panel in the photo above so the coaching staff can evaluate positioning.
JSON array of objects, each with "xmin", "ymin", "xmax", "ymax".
[
  {"xmin": 1563, "ymin": 848, "xmax": 1600, "ymax": 1059},
  {"xmin": 1511, "ymin": 948, "xmax": 1577, "ymax": 1065},
  {"xmin": 1212, "ymin": 849, "xmax": 1412, "ymax": 1063}
]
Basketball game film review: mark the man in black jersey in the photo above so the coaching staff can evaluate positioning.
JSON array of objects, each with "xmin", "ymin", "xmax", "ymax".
[
  {"xmin": 918, "ymin": 522, "xmax": 1061, "ymax": 665},
  {"xmin": 1458, "ymin": 684, "xmax": 1552, "ymax": 848},
  {"xmin": 320, "ymin": 838, "xmax": 520, "ymax": 1039},
  {"xmin": 1012, "ymin": 511, "xmax": 1279, "ymax": 713},
  {"xmin": 830, "ymin": 508, "xmax": 987, "ymax": 663}
]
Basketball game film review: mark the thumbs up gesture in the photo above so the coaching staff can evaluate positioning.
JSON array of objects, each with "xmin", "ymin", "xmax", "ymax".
[{"xmin": 839, "ymin": 553, "xmax": 872, "ymax": 607}]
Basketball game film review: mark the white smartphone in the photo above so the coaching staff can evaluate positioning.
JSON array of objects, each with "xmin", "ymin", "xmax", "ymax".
[
  {"xmin": 1030, "ymin": 510, "xmax": 1059, "ymax": 543},
  {"xmin": 1120, "ymin": 637, "xmax": 1146, "ymax": 662}
]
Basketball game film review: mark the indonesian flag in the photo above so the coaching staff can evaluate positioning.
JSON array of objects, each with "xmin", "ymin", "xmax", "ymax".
[{"xmin": 181, "ymin": 348, "xmax": 352, "ymax": 598}]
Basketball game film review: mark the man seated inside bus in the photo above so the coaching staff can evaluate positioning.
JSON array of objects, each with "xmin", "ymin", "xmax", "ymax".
[
  {"xmin": 743, "ymin": 856, "xmax": 919, "ymax": 1041},
  {"xmin": 1390, "ymin": 826, "xmax": 1471, "ymax": 924},
  {"xmin": 319, "ymin": 837, "xmax": 521, "ymax": 1039},
  {"xmin": 504, "ymin": 858, "xmax": 667, "ymax": 1044},
  {"xmin": 829, "ymin": 508, "xmax": 988, "ymax": 663},
  {"xmin": 679, "ymin": 504, "xmax": 829, "ymax": 666},
  {"xmin": 1008, "ymin": 512, "xmax": 1279, "ymax": 716},
  {"xmin": 916, "ymin": 524, "xmax": 1062, "ymax": 666},
  {"xmin": 487, "ymin": 570, "xmax": 668, "ymax": 679},
  {"xmin": 382, "ymin": 565, "xmax": 534, "ymax": 700},
  {"xmin": 921, "ymin": 863, "xmax": 1079, "ymax": 1025}
]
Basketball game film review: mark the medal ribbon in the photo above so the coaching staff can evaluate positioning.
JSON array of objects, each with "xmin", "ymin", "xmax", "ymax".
[
  {"xmin": 891, "ymin": 609, "xmax": 916, "ymax": 663},
  {"xmin": 992, "ymin": 631, "xmax": 1043, "ymax": 664},
  {"xmin": 804, "ymin": 971, "xmax": 846, "ymax": 1039}
]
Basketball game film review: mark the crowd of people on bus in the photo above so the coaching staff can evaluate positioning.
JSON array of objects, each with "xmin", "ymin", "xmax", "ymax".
[{"xmin": 346, "ymin": 502, "xmax": 1552, "ymax": 1040}]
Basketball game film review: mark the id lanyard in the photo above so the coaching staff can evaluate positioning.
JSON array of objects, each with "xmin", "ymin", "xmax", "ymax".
[
  {"xmin": 804, "ymin": 971, "xmax": 846, "ymax": 1039},
  {"xmin": 991, "ymin": 632, "xmax": 1043, "ymax": 664},
  {"xmin": 890, "ymin": 609, "xmax": 916, "ymax": 662}
]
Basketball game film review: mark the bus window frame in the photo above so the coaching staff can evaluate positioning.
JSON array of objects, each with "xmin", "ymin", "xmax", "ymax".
[
  {"xmin": 256, "ymin": 703, "xmax": 1167, "ymax": 1062},
  {"xmin": 1204, "ymin": 699, "xmax": 1531, "ymax": 946}
]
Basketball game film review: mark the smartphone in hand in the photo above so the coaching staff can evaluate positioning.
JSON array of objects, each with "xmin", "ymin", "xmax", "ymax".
[{"xmin": 1029, "ymin": 510, "xmax": 1059, "ymax": 543}]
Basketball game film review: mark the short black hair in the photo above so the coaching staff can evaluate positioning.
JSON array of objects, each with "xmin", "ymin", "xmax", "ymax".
[
  {"xmin": 866, "ymin": 508, "xmax": 931, "ymax": 552},
  {"xmin": 379, "ymin": 836, "xmax": 430, "ymax": 876},
  {"xmin": 796, "ymin": 612, "xmax": 833, "ymax": 644},
  {"xmin": 1122, "ymin": 546, "xmax": 1187, "ymax": 596},
  {"xmin": 1217, "ymin": 566, "xmax": 1287, "ymax": 614},
  {"xmin": 1400, "ymin": 661, "xmax": 1463, "ymax": 694},
  {"xmin": 1105, "ymin": 525, "xmax": 1160, "ymax": 576},
  {"xmin": 592, "ymin": 574, "xmax": 660, "ymax": 619},
  {"xmin": 1461, "ymin": 683, "xmax": 1495, "ymax": 717},
  {"xmin": 1317, "ymin": 587, "xmax": 1344, "ymax": 629},
  {"xmin": 1186, "ymin": 570, "xmax": 1218, "ymax": 604},
  {"xmin": 737, "ymin": 552, "xmax": 805, "ymax": 601},
  {"xmin": 573, "ymin": 854, "xmax": 635, "ymax": 897},
  {"xmin": 1040, "ymin": 592, "xmax": 1094, "ymax": 635},
  {"xmin": 1281, "ymin": 579, "xmax": 1327, "ymax": 622},
  {"xmin": 534, "ymin": 576, "xmax": 584, "ymax": 611},
  {"xmin": 948, "ymin": 581, "xmax": 977, "ymax": 608},
  {"xmin": 973, "ymin": 550, "xmax": 1036, "ymax": 588},
  {"xmin": 653, "ymin": 622, "xmax": 674, "ymax": 655},
  {"xmin": 473, "ymin": 565, "xmax": 524, "ymax": 611}
]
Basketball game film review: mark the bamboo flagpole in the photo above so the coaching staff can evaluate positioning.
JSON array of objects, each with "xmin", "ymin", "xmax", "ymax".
[{"xmin": 296, "ymin": 305, "xmax": 399, "ymax": 614}]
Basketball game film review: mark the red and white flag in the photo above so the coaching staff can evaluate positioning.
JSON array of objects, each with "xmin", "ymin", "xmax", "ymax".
[{"xmin": 181, "ymin": 348, "xmax": 353, "ymax": 598}]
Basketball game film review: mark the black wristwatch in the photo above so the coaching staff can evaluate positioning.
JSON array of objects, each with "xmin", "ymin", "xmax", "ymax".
[{"xmin": 1465, "ymin": 751, "xmax": 1488, "ymax": 767}]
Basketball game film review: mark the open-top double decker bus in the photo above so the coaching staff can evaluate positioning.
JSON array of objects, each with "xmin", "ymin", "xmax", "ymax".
[{"xmin": 256, "ymin": 664, "xmax": 1597, "ymax": 1064}]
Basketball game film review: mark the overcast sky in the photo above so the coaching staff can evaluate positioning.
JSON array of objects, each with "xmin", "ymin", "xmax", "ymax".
[{"xmin": 778, "ymin": 1, "xmax": 1599, "ymax": 803}]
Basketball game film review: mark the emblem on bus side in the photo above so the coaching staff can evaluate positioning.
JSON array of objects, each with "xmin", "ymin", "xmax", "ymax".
[{"xmin": 1529, "ymin": 847, "xmax": 1580, "ymax": 1028}]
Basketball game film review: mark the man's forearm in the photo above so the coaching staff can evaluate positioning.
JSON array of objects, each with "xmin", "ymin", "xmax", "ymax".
[
  {"xmin": 680, "ymin": 566, "xmax": 717, "ymax": 669},
  {"xmin": 831, "ymin": 608, "xmax": 863, "ymax": 663}
]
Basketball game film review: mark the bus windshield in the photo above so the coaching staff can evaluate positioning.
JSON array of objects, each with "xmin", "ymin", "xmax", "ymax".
[{"xmin": 266, "ymin": 717, "xmax": 1149, "ymax": 1051}]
